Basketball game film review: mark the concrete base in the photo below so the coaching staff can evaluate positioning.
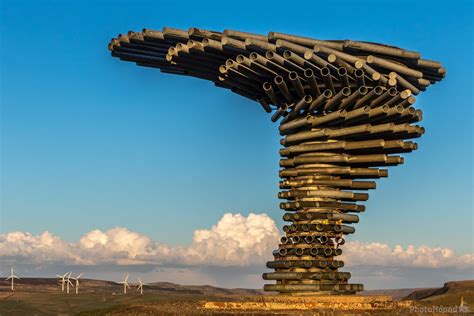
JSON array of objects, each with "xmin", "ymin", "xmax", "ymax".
[{"xmin": 202, "ymin": 295, "xmax": 414, "ymax": 311}]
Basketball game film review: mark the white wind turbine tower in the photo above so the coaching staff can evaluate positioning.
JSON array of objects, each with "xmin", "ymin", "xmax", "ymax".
[
  {"xmin": 66, "ymin": 272, "xmax": 74, "ymax": 294},
  {"xmin": 118, "ymin": 274, "xmax": 130, "ymax": 294},
  {"xmin": 137, "ymin": 277, "xmax": 144, "ymax": 295},
  {"xmin": 72, "ymin": 272, "xmax": 83, "ymax": 294},
  {"xmin": 56, "ymin": 272, "xmax": 69, "ymax": 292},
  {"xmin": 6, "ymin": 267, "xmax": 20, "ymax": 291}
]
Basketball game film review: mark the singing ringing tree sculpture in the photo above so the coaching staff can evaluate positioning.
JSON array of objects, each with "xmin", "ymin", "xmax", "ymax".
[{"xmin": 108, "ymin": 27, "xmax": 445, "ymax": 295}]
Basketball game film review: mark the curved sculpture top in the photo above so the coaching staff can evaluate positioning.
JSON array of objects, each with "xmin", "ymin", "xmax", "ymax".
[{"xmin": 108, "ymin": 27, "xmax": 445, "ymax": 295}]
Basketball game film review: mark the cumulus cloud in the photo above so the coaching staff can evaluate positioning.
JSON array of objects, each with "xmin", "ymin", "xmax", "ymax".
[
  {"xmin": 342, "ymin": 241, "xmax": 474, "ymax": 269},
  {"xmin": 0, "ymin": 213, "xmax": 279, "ymax": 267},
  {"xmin": 0, "ymin": 213, "xmax": 472, "ymax": 271}
]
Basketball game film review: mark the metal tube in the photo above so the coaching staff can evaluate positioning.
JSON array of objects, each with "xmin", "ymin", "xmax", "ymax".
[
  {"xmin": 304, "ymin": 68, "xmax": 321, "ymax": 97},
  {"xmin": 308, "ymin": 89, "xmax": 332, "ymax": 113},
  {"xmin": 271, "ymin": 104, "xmax": 287, "ymax": 122},
  {"xmin": 289, "ymin": 71, "xmax": 305, "ymax": 98},
  {"xmin": 339, "ymin": 86, "xmax": 368, "ymax": 110},
  {"xmin": 268, "ymin": 32, "xmax": 344, "ymax": 50},
  {"xmin": 223, "ymin": 29, "xmax": 267, "ymax": 41},
  {"xmin": 320, "ymin": 67, "xmax": 335, "ymax": 94},
  {"xmin": 354, "ymin": 69, "xmax": 366, "ymax": 86},
  {"xmin": 367, "ymin": 55, "xmax": 423, "ymax": 79},
  {"xmin": 274, "ymin": 75, "xmax": 292, "ymax": 101},
  {"xmin": 343, "ymin": 40, "xmax": 421, "ymax": 59},
  {"xmin": 323, "ymin": 87, "xmax": 351, "ymax": 111},
  {"xmin": 338, "ymin": 67, "xmax": 350, "ymax": 87}
]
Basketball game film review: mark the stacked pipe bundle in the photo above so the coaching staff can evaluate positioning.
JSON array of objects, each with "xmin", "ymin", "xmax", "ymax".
[{"xmin": 108, "ymin": 27, "xmax": 445, "ymax": 295}]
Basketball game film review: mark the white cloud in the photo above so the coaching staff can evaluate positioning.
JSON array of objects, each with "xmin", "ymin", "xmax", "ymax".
[
  {"xmin": 342, "ymin": 241, "xmax": 474, "ymax": 269},
  {"xmin": 0, "ymin": 213, "xmax": 472, "ymax": 271},
  {"xmin": 0, "ymin": 213, "xmax": 279, "ymax": 267}
]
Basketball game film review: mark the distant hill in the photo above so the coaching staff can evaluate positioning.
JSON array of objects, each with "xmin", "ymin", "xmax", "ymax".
[
  {"xmin": 360, "ymin": 288, "xmax": 432, "ymax": 300},
  {"xmin": 146, "ymin": 281, "xmax": 264, "ymax": 296},
  {"xmin": 1, "ymin": 278, "xmax": 472, "ymax": 302},
  {"xmin": 406, "ymin": 280, "xmax": 474, "ymax": 301},
  {"xmin": 0, "ymin": 278, "xmax": 263, "ymax": 296}
]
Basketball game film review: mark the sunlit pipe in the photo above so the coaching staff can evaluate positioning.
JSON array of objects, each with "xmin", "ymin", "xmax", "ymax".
[
  {"xmin": 162, "ymin": 27, "xmax": 190, "ymax": 40},
  {"xmin": 187, "ymin": 27, "xmax": 223, "ymax": 41},
  {"xmin": 328, "ymin": 54, "xmax": 356, "ymax": 74},
  {"xmin": 223, "ymin": 29, "xmax": 268, "ymax": 41},
  {"xmin": 280, "ymin": 124, "xmax": 370, "ymax": 146},
  {"xmin": 268, "ymin": 31, "xmax": 344, "ymax": 50},
  {"xmin": 283, "ymin": 50, "xmax": 320, "ymax": 73},
  {"xmin": 328, "ymin": 213, "xmax": 359, "ymax": 223},
  {"xmin": 279, "ymin": 167, "xmax": 388, "ymax": 179},
  {"xmin": 221, "ymin": 36, "xmax": 247, "ymax": 51},
  {"xmin": 304, "ymin": 50, "xmax": 331, "ymax": 69},
  {"xmin": 262, "ymin": 272, "xmax": 303, "ymax": 280},
  {"xmin": 245, "ymin": 38, "xmax": 277, "ymax": 52},
  {"xmin": 266, "ymin": 51, "xmax": 305, "ymax": 73},
  {"xmin": 343, "ymin": 40, "xmax": 420, "ymax": 59},
  {"xmin": 366, "ymin": 105, "xmax": 404, "ymax": 125},
  {"xmin": 367, "ymin": 55, "xmax": 423, "ymax": 79},
  {"xmin": 310, "ymin": 109, "xmax": 347, "ymax": 127},
  {"xmin": 280, "ymin": 200, "xmax": 366, "ymax": 212},
  {"xmin": 279, "ymin": 178, "xmax": 376, "ymax": 190},
  {"xmin": 279, "ymin": 115, "xmax": 312, "ymax": 133},
  {"xmin": 313, "ymin": 45, "xmax": 359, "ymax": 64}
]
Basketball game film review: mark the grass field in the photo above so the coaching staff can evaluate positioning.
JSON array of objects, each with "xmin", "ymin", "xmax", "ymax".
[{"xmin": 0, "ymin": 279, "xmax": 472, "ymax": 315}]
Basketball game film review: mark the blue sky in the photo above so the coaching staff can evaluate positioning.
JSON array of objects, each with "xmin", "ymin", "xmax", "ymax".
[{"xmin": 1, "ymin": 0, "xmax": 472, "ymax": 285}]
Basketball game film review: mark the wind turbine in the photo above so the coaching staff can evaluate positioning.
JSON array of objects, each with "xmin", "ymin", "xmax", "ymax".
[
  {"xmin": 72, "ymin": 272, "xmax": 83, "ymax": 294},
  {"xmin": 118, "ymin": 274, "xmax": 130, "ymax": 294},
  {"xmin": 66, "ymin": 272, "xmax": 74, "ymax": 294},
  {"xmin": 6, "ymin": 267, "xmax": 20, "ymax": 291},
  {"xmin": 137, "ymin": 277, "xmax": 144, "ymax": 295},
  {"xmin": 56, "ymin": 272, "xmax": 69, "ymax": 291}
]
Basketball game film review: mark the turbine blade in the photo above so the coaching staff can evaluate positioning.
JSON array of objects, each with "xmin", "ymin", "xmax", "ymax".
[{"xmin": 77, "ymin": 272, "xmax": 83, "ymax": 279}]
